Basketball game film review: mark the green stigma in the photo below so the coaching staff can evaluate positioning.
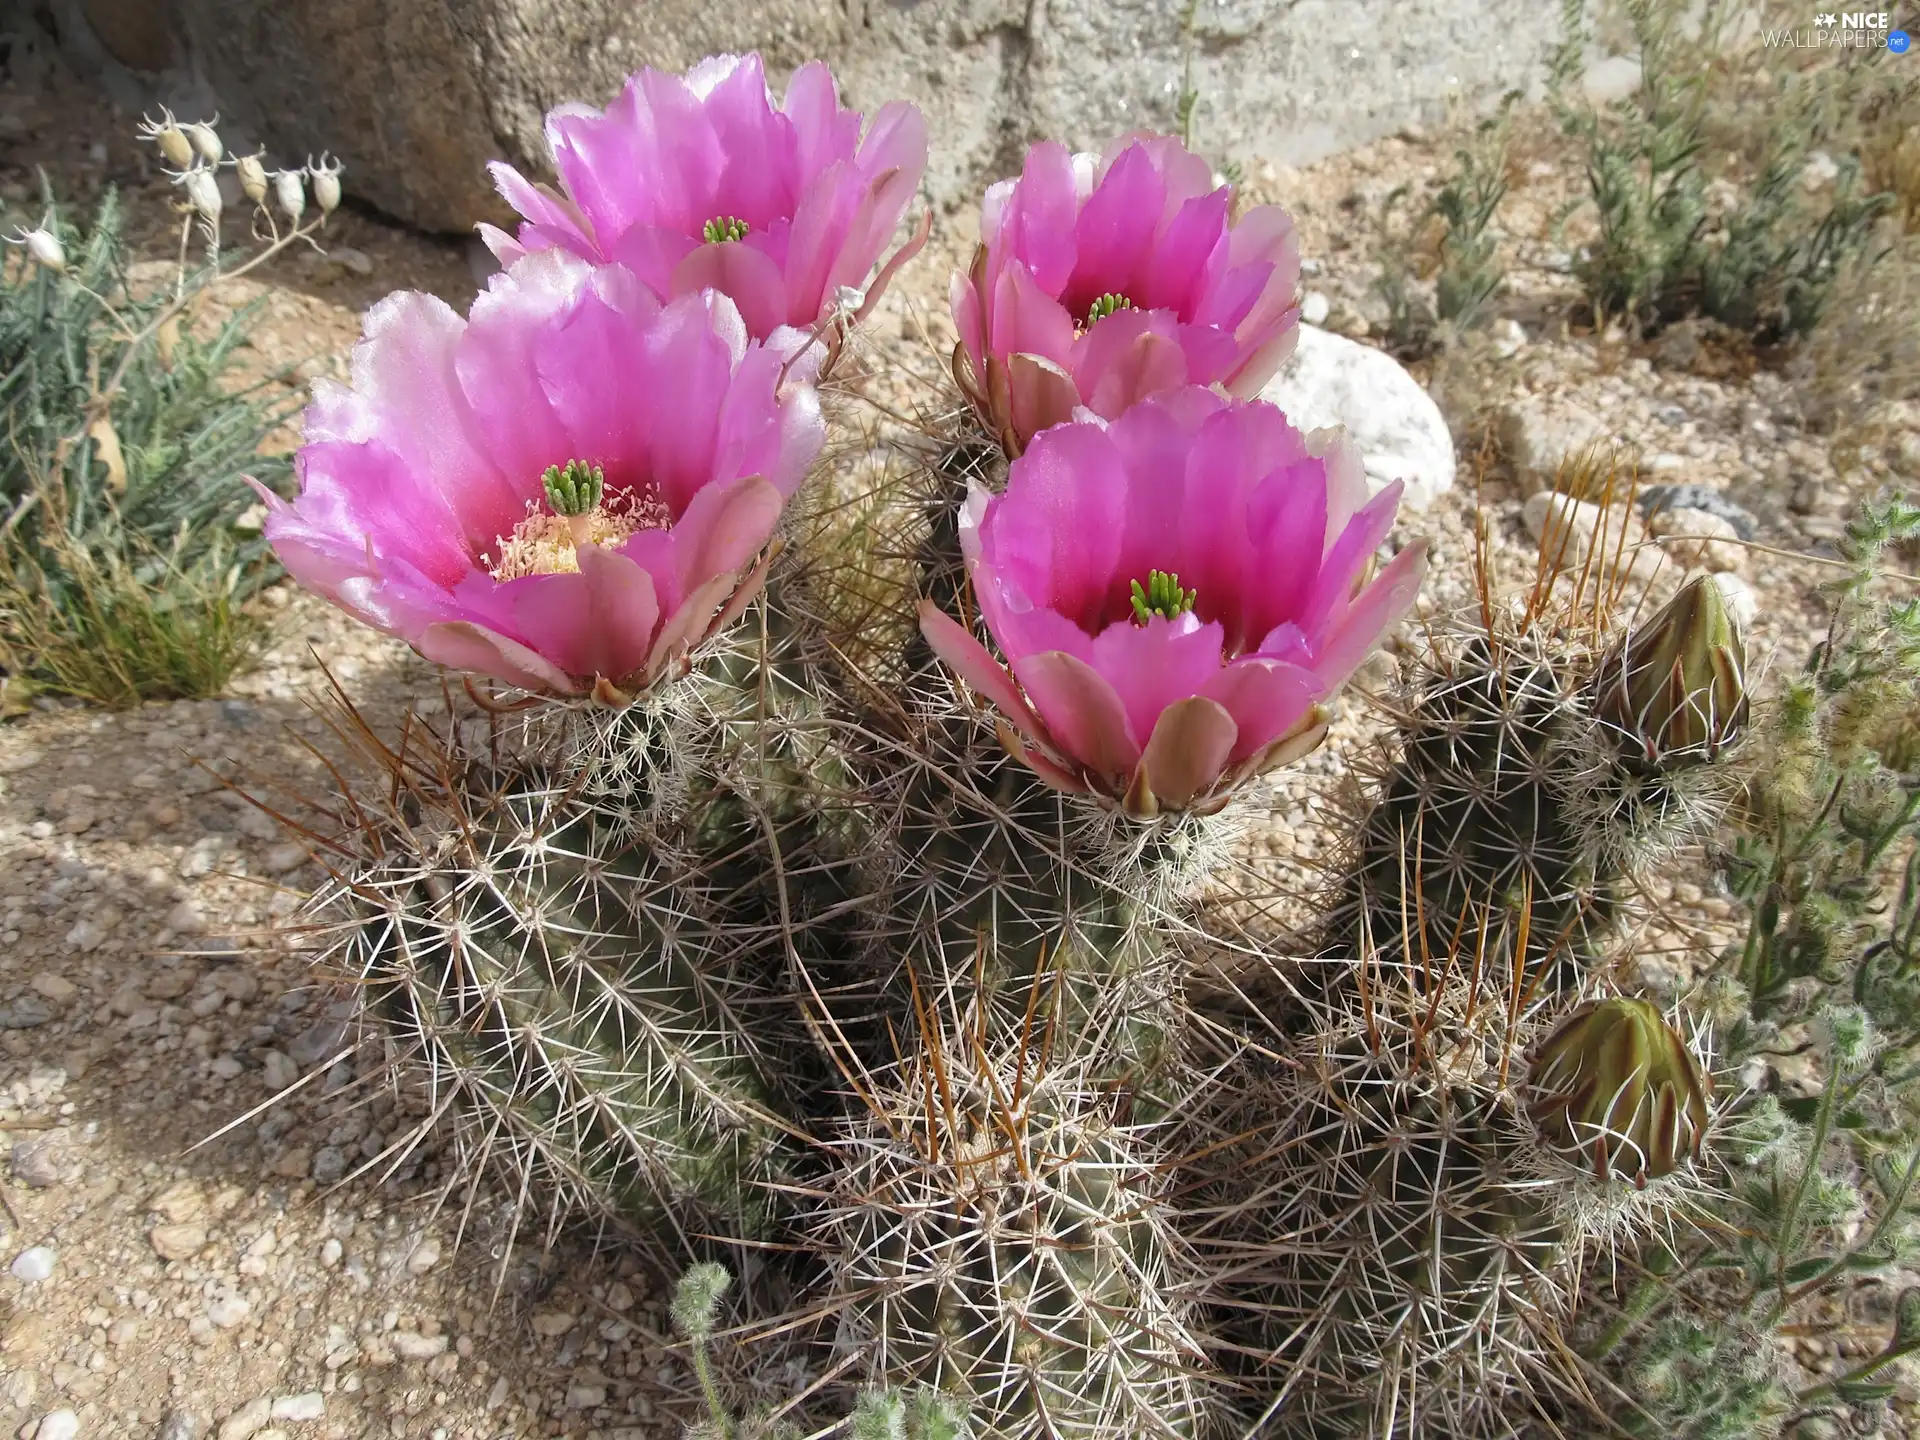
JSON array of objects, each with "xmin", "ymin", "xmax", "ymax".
[
  {"xmin": 702, "ymin": 215, "xmax": 750, "ymax": 244},
  {"xmin": 1086, "ymin": 292, "xmax": 1133, "ymax": 326},
  {"xmin": 1131, "ymin": 569, "xmax": 1196, "ymax": 624},
  {"xmin": 541, "ymin": 459, "xmax": 604, "ymax": 518}
]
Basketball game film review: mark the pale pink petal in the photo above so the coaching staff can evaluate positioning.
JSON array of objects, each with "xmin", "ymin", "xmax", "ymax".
[
  {"xmin": 1074, "ymin": 313, "xmax": 1191, "ymax": 419},
  {"xmin": 672, "ymin": 240, "xmax": 790, "ymax": 343},
  {"xmin": 669, "ymin": 473, "xmax": 786, "ymax": 597},
  {"xmin": 1013, "ymin": 649, "xmax": 1143, "ymax": 776},
  {"xmin": 917, "ymin": 602, "xmax": 1050, "ymax": 744},
  {"xmin": 1311, "ymin": 540, "xmax": 1429, "ymax": 690},
  {"xmin": 1087, "ymin": 613, "xmax": 1226, "ymax": 745},
  {"xmin": 507, "ymin": 545, "xmax": 662, "ymax": 685},
  {"xmin": 415, "ymin": 620, "xmax": 582, "ymax": 694},
  {"xmin": 1199, "ymin": 658, "xmax": 1324, "ymax": 765}
]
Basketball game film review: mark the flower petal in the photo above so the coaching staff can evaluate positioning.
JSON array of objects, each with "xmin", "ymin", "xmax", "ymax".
[
  {"xmin": 1012, "ymin": 649, "xmax": 1143, "ymax": 779},
  {"xmin": 507, "ymin": 544, "xmax": 663, "ymax": 685},
  {"xmin": 1138, "ymin": 695, "xmax": 1240, "ymax": 812},
  {"xmin": 415, "ymin": 620, "xmax": 582, "ymax": 694},
  {"xmin": 918, "ymin": 601, "xmax": 1051, "ymax": 745},
  {"xmin": 1199, "ymin": 657, "xmax": 1324, "ymax": 764}
]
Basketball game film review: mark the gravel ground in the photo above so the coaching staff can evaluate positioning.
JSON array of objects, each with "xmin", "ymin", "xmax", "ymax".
[{"xmin": 5, "ymin": 41, "xmax": 1920, "ymax": 1440}]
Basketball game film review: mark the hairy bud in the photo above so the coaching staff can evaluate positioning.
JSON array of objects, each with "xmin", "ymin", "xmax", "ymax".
[
  {"xmin": 1529, "ymin": 997, "xmax": 1712, "ymax": 1187},
  {"xmin": 669, "ymin": 1261, "xmax": 731, "ymax": 1342},
  {"xmin": 1595, "ymin": 574, "xmax": 1749, "ymax": 769},
  {"xmin": 236, "ymin": 152, "xmax": 269, "ymax": 207}
]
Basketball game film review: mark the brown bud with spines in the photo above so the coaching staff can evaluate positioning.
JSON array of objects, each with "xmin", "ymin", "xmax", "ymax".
[
  {"xmin": 1528, "ymin": 997, "xmax": 1712, "ymax": 1187},
  {"xmin": 1595, "ymin": 574, "xmax": 1749, "ymax": 770}
]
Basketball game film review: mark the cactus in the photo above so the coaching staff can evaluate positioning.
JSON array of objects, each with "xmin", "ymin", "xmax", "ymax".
[
  {"xmin": 816, "ymin": 989, "xmax": 1207, "ymax": 1440},
  {"xmin": 1179, "ymin": 562, "xmax": 1744, "ymax": 1437}
]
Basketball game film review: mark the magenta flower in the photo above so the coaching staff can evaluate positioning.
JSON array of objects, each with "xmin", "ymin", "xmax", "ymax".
[
  {"xmin": 480, "ymin": 53, "xmax": 928, "ymax": 353},
  {"xmin": 918, "ymin": 388, "xmax": 1427, "ymax": 818},
  {"xmin": 951, "ymin": 134, "xmax": 1302, "ymax": 458},
  {"xmin": 258, "ymin": 248, "xmax": 825, "ymax": 703}
]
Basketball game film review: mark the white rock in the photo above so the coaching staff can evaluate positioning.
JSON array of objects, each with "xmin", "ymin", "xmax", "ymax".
[
  {"xmin": 1491, "ymin": 317, "xmax": 1526, "ymax": 358},
  {"xmin": 217, "ymin": 1397, "xmax": 271, "ymax": 1440},
  {"xmin": 207, "ymin": 1294, "xmax": 252, "ymax": 1328},
  {"xmin": 1299, "ymin": 289, "xmax": 1330, "ymax": 326},
  {"xmin": 33, "ymin": 1410, "xmax": 79, "ymax": 1440},
  {"xmin": 1647, "ymin": 506, "xmax": 1745, "ymax": 573},
  {"xmin": 406, "ymin": 1237, "xmax": 441, "ymax": 1274},
  {"xmin": 1521, "ymin": 491, "xmax": 1660, "ymax": 584},
  {"xmin": 389, "ymin": 1331, "xmax": 449, "ymax": 1361},
  {"xmin": 10, "ymin": 1245, "xmax": 56, "ymax": 1282},
  {"xmin": 565, "ymin": 1383, "xmax": 607, "ymax": 1410},
  {"xmin": 269, "ymin": 1394, "xmax": 324, "ymax": 1423},
  {"xmin": 319, "ymin": 1238, "xmax": 343, "ymax": 1268},
  {"xmin": 1582, "ymin": 54, "xmax": 1642, "ymax": 102},
  {"xmin": 1497, "ymin": 397, "xmax": 1618, "ymax": 494},
  {"xmin": 1258, "ymin": 323, "xmax": 1454, "ymax": 511}
]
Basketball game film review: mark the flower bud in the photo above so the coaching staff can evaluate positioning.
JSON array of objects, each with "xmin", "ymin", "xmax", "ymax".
[
  {"xmin": 310, "ymin": 155, "xmax": 344, "ymax": 215},
  {"xmin": 669, "ymin": 1261, "xmax": 730, "ymax": 1342},
  {"xmin": 273, "ymin": 168, "xmax": 307, "ymax": 224},
  {"xmin": 1528, "ymin": 997, "xmax": 1712, "ymax": 1187},
  {"xmin": 236, "ymin": 152, "xmax": 269, "ymax": 207},
  {"xmin": 1595, "ymin": 574, "xmax": 1749, "ymax": 770},
  {"xmin": 182, "ymin": 167, "xmax": 223, "ymax": 228},
  {"xmin": 186, "ymin": 120, "xmax": 223, "ymax": 165},
  {"xmin": 7, "ymin": 225, "xmax": 66, "ymax": 273}
]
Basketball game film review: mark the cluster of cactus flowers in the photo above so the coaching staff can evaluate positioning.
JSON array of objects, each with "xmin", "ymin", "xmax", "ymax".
[{"xmin": 269, "ymin": 52, "xmax": 1748, "ymax": 1439}]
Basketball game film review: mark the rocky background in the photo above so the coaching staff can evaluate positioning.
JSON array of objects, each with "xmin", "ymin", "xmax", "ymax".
[{"xmin": 49, "ymin": 0, "xmax": 1567, "ymax": 230}]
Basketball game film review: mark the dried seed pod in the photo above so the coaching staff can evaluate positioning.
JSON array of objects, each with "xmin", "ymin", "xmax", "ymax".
[
  {"xmin": 181, "ymin": 167, "xmax": 223, "ymax": 229},
  {"xmin": 139, "ymin": 108, "xmax": 195, "ymax": 169},
  {"xmin": 236, "ymin": 152, "xmax": 269, "ymax": 207},
  {"xmin": 310, "ymin": 154, "xmax": 343, "ymax": 215},
  {"xmin": 185, "ymin": 119, "xmax": 223, "ymax": 165},
  {"xmin": 6, "ymin": 225, "xmax": 66, "ymax": 273},
  {"xmin": 273, "ymin": 168, "xmax": 307, "ymax": 224}
]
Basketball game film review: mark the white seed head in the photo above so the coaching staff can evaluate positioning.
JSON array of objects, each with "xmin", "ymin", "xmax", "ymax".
[
  {"xmin": 310, "ymin": 154, "xmax": 344, "ymax": 215},
  {"xmin": 140, "ymin": 108, "xmax": 195, "ymax": 169},
  {"xmin": 186, "ymin": 120, "xmax": 223, "ymax": 165},
  {"xmin": 236, "ymin": 152, "xmax": 269, "ymax": 206},
  {"xmin": 182, "ymin": 166, "xmax": 223, "ymax": 227},
  {"xmin": 274, "ymin": 168, "xmax": 307, "ymax": 223},
  {"xmin": 9, "ymin": 226, "xmax": 67, "ymax": 273}
]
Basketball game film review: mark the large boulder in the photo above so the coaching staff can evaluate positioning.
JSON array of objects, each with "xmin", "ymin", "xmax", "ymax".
[{"xmin": 64, "ymin": 0, "xmax": 1571, "ymax": 234}]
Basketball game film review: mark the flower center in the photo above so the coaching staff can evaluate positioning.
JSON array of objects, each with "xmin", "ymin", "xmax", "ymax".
[
  {"xmin": 1130, "ymin": 569, "xmax": 1196, "ymax": 625},
  {"xmin": 484, "ymin": 460, "xmax": 671, "ymax": 580},
  {"xmin": 1085, "ymin": 292, "xmax": 1133, "ymax": 327},
  {"xmin": 702, "ymin": 215, "xmax": 750, "ymax": 244}
]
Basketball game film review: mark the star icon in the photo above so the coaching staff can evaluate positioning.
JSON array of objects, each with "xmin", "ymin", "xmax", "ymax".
[{"xmin": 1816, "ymin": 12, "xmax": 1837, "ymax": 25}]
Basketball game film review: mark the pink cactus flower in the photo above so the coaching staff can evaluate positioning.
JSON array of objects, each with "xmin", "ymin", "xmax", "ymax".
[
  {"xmin": 258, "ymin": 248, "xmax": 825, "ymax": 704},
  {"xmin": 951, "ymin": 134, "xmax": 1302, "ymax": 458},
  {"xmin": 918, "ymin": 388, "xmax": 1427, "ymax": 818},
  {"xmin": 480, "ymin": 53, "xmax": 929, "ymax": 356}
]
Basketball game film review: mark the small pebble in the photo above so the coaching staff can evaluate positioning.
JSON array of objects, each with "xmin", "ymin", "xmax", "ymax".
[
  {"xmin": 319, "ymin": 1238, "xmax": 343, "ymax": 1268},
  {"xmin": 11, "ymin": 1138, "xmax": 61, "ymax": 1188},
  {"xmin": 268, "ymin": 1394, "xmax": 324, "ymax": 1423},
  {"xmin": 389, "ymin": 1331, "xmax": 448, "ymax": 1361},
  {"xmin": 11, "ymin": 1245, "xmax": 57, "ymax": 1283},
  {"xmin": 531, "ymin": 1310, "xmax": 576, "ymax": 1337},
  {"xmin": 261, "ymin": 1051, "xmax": 299, "ymax": 1092},
  {"xmin": 34, "ymin": 1411, "xmax": 79, "ymax": 1440},
  {"xmin": 406, "ymin": 1237, "xmax": 440, "ymax": 1275},
  {"xmin": 216, "ymin": 1397, "xmax": 270, "ymax": 1440},
  {"xmin": 207, "ymin": 1295, "xmax": 251, "ymax": 1328},
  {"xmin": 156, "ymin": 1410, "xmax": 203, "ymax": 1440}
]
